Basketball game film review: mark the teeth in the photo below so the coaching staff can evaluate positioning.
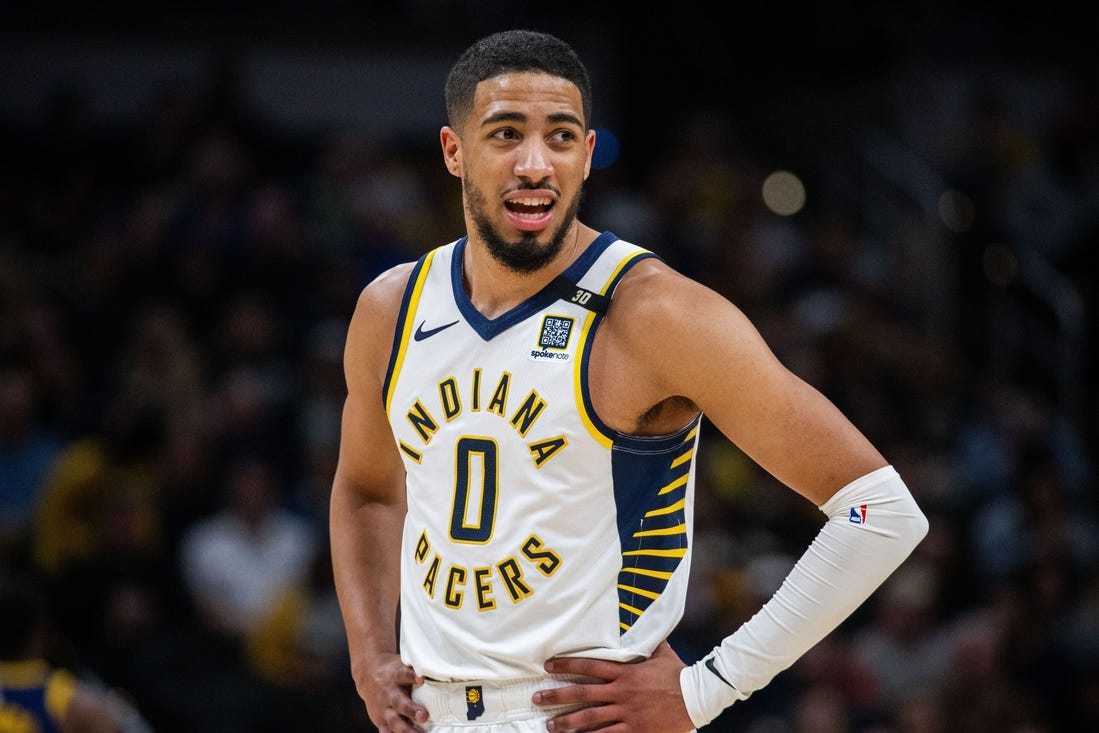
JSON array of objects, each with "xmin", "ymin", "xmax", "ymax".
[{"xmin": 511, "ymin": 197, "xmax": 550, "ymax": 206}]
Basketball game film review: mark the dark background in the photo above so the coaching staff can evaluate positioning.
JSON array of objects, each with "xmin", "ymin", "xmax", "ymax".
[{"xmin": 1, "ymin": 3, "xmax": 1097, "ymax": 732}]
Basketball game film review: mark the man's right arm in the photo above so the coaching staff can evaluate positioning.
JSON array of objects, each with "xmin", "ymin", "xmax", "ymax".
[{"xmin": 329, "ymin": 263, "xmax": 429, "ymax": 730}]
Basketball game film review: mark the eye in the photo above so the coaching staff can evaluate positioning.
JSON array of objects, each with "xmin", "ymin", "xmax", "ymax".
[
  {"xmin": 491, "ymin": 128, "xmax": 519, "ymax": 141},
  {"xmin": 550, "ymin": 130, "xmax": 577, "ymax": 144}
]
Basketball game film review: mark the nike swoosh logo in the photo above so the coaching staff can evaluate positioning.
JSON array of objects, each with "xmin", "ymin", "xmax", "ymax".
[
  {"xmin": 413, "ymin": 319, "xmax": 460, "ymax": 341},
  {"xmin": 705, "ymin": 657, "xmax": 735, "ymax": 689}
]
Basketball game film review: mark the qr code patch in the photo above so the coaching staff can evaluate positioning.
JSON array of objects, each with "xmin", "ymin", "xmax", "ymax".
[{"xmin": 539, "ymin": 316, "xmax": 574, "ymax": 349}]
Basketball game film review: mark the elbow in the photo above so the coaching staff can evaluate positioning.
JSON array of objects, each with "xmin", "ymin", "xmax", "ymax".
[{"xmin": 910, "ymin": 505, "xmax": 930, "ymax": 548}]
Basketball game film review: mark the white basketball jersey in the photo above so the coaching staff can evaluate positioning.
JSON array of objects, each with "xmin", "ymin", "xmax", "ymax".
[{"xmin": 384, "ymin": 231, "xmax": 701, "ymax": 681}]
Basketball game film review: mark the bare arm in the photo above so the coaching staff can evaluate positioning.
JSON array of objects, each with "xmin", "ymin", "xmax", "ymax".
[
  {"xmin": 625, "ymin": 261, "xmax": 888, "ymax": 501},
  {"xmin": 329, "ymin": 263, "xmax": 429, "ymax": 732},
  {"xmin": 539, "ymin": 259, "xmax": 926, "ymax": 731}
]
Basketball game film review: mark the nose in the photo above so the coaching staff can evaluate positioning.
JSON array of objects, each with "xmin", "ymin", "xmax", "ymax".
[{"xmin": 514, "ymin": 138, "xmax": 554, "ymax": 182}]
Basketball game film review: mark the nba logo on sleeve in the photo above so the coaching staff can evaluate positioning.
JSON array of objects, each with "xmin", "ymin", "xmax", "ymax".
[{"xmin": 849, "ymin": 504, "xmax": 868, "ymax": 524}]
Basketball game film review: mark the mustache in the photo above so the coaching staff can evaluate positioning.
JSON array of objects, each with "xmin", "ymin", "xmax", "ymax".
[{"xmin": 509, "ymin": 180, "xmax": 560, "ymax": 195}]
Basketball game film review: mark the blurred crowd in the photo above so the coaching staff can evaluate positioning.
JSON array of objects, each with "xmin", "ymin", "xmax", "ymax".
[{"xmin": 1, "ymin": 39, "xmax": 1097, "ymax": 733}]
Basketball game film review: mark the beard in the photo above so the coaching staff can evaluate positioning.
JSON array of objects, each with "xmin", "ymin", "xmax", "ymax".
[{"xmin": 464, "ymin": 178, "xmax": 582, "ymax": 274}]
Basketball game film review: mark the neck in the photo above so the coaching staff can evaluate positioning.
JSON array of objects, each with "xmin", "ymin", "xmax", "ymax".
[{"xmin": 463, "ymin": 222, "xmax": 597, "ymax": 318}]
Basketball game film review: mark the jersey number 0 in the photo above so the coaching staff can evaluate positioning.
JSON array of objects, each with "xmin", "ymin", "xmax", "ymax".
[{"xmin": 450, "ymin": 437, "xmax": 499, "ymax": 543}]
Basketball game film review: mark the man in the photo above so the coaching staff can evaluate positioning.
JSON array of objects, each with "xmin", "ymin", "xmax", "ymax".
[{"xmin": 330, "ymin": 29, "xmax": 928, "ymax": 733}]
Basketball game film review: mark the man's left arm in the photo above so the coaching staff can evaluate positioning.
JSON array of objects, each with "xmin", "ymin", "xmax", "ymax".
[{"xmin": 534, "ymin": 266, "xmax": 928, "ymax": 732}]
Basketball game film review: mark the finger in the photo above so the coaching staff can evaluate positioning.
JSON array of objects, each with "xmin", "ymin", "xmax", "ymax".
[
  {"xmin": 400, "ymin": 697, "xmax": 430, "ymax": 725},
  {"xmin": 384, "ymin": 706, "xmax": 426, "ymax": 733},
  {"xmin": 533, "ymin": 679, "xmax": 613, "ymax": 707},
  {"xmin": 395, "ymin": 664, "xmax": 426, "ymax": 687},
  {"xmin": 544, "ymin": 655, "xmax": 618, "ymax": 680},
  {"xmin": 386, "ymin": 687, "xmax": 429, "ymax": 726},
  {"xmin": 379, "ymin": 680, "xmax": 425, "ymax": 727},
  {"xmin": 545, "ymin": 703, "xmax": 623, "ymax": 732}
]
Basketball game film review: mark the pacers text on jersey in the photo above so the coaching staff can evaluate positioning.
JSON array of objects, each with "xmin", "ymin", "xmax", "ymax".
[{"xmin": 413, "ymin": 529, "xmax": 563, "ymax": 611}]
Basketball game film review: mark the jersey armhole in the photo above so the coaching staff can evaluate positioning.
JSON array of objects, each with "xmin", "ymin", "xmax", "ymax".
[
  {"xmin": 383, "ymin": 248, "xmax": 438, "ymax": 415},
  {"xmin": 575, "ymin": 249, "xmax": 661, "ymax": 447}
]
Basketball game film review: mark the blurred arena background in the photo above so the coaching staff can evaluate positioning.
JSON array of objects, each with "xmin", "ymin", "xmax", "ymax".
[{"xmin": 1, "ymin": 3, "xmax": 1096, "ymax": 731}]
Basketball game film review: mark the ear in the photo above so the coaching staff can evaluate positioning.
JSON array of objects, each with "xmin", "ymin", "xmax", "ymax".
[
  {"xmin": 440, "ymin": 126, "xmax": 463, "ymax": 178},
  {"xmin": 583, "ymin": 128, "xmax": 596, "ymax": 180}
]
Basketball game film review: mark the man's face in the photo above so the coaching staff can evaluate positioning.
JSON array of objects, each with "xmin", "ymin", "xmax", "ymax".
[{"xmin": 442, "ymin": 71, "xmax": 595, "ymax": 273}]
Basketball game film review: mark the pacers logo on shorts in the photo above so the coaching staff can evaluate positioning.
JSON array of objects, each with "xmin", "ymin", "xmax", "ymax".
[{"xmin": 465, "ymin": 685, "xmax": 485, "ymax": 720}]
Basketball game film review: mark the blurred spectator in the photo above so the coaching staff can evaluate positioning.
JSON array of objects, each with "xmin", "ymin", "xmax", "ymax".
[
  {"xmin": 888, "ymin": 690, "xmax": 950, "ymax": 733},
  {"xmin": 205, "ymin": 293, "xmax": 301, "ymax": 475},
  {"xmin": 243, "ymin": 546, "xmax": 368, "ymax": 731},
  {"xmin": 179, "ymin": 452, "xmax": 318, "ymax": 640},
  {"xmin": 849, "ymin": 560, "xmax": 954, "ymax": 713},
  {"xmin": 0, "ymin": 16, "xmax": 1094, "ymax": 731},
  {"xmin": 290, "ymin": 317, "xmax": 347, "ymax": 534},
  {"xmin": 31, "ymin": 401, "xmax": 165, "ymax": 580},
  {"xmin": 790, "ymin": 684, "xmax": 852, "ymax": 733},
  {"xmin": 969, "ymin": 442, "xmax": 1099, "ymax": 590},
  {"xmin": 115, "ymin": 304, "xmax": 205, "ymax": 441},
  {"xmin": 0, "ymin": 571, "xmax": 152, "ymax": 733},
  {"xmin": 0, "ymin": 363, "xmax": 63, "ymax": 560}
]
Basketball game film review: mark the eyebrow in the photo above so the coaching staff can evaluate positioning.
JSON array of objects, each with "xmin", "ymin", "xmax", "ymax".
[{"xmin": 481, "ymin": 111, "xmax": 585, "ymax": 128}]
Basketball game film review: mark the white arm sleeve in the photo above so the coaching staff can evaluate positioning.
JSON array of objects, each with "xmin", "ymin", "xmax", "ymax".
[{"xmin": 679, "ymin": 465, "xmax": 929, "ymax": 728}]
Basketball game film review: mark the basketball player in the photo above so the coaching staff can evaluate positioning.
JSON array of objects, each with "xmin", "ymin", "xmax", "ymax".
[
  {"xmin": 329, "ymin": 29, "xmax": 929, "ymax": 733},
  {"xmin": 0, "ymin": 573, "xmax": 150, "ymax": 733}
]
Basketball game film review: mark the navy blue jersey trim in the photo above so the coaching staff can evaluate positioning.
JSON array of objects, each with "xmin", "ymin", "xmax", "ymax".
[
  {"xmin": 576, "ymin": 249, "xmax": 665, "ymax": 444},
  {"xmin": 610, "ymin": 415, "xmax": 700, "ymax": 454},
  {"xmin": 612, "ymin": 417, "xmax": 699, "ymax": 631},
  {"xmin": 451, "ymin": 231, "xmax": 620, "ymax": 341},
  {"xmin": 382, "ymin": 253, "xmax": 431, "ymax": 405}
]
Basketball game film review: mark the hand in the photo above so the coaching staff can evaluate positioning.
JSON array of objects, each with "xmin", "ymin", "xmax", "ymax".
[
  {"xmin": 533, "ymin": 640, "xmax": 695, "ymax": 732},
  {"xmin": 353, "ymin": 651, "xmax": 429, "ymax": 733}
]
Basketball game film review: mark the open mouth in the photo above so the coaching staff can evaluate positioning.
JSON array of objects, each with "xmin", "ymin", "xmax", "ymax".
[{"xmin": 505, "ymin": 196, "xmax": 553, "ymax": 220}]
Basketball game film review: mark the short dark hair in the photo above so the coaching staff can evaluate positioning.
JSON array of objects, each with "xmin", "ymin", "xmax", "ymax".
[{"xmin": 445, "ymin": 29, "xmax": 592, "ymax": 131}]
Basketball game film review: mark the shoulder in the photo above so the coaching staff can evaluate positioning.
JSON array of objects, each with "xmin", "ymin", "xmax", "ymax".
[
  {"xmin": 354, "ymin": 260, "xmax": 418, "ymax": 320},
  {"xmin": 612, "ymin": 256, "xmax": 702, "ymax": 309},
  {"xmin": 349, "ymin": 262, "xmax": 417, "ymax": 345},
  {"xmin": 602, "ymin": 255, "xmax": 778, "ymax": 400},
  {"xmin": 344, "ymin": 261, "xmax": 417, "ymax": 378},
  {"xmin": 608, "ymin": 256, "xmax": 754, "ymax": 348}
]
